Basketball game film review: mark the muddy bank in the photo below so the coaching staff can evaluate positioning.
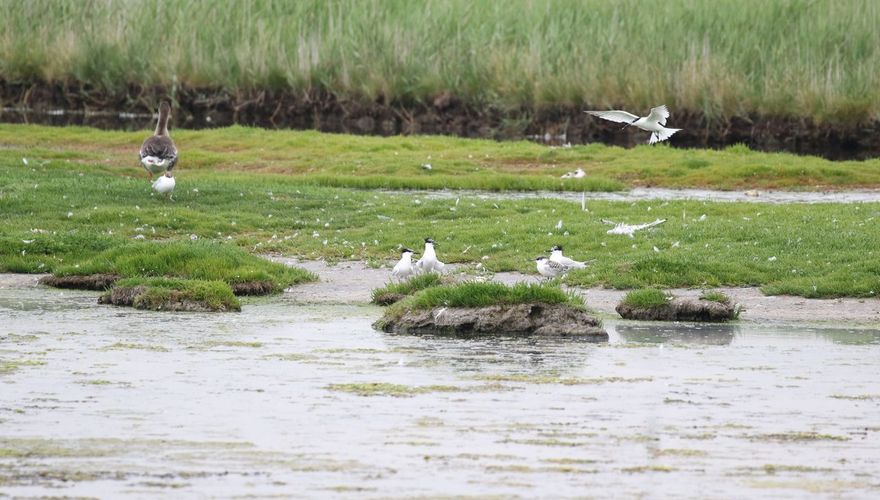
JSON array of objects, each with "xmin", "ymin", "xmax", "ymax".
[
  {"xmin": 39, "ymin": 273, "xmax": 120, "ymax": 291},
  {"xmin": 616, "ymin": 298, "xmax": 738, "ymax": 322},
  {"xmin": 2, "ymin": 81, "xmax": 877, "ymax": 160},
  {"xmin": 272, "ymin": 259, "xmax": 880, "ymax": 324},
  {"xmin": 376, "ymin": 303, "xmax": 607, "ymax": 339}
]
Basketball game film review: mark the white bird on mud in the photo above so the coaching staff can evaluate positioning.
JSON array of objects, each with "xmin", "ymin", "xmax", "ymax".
[
  {"xmin": 416, "ymin": 238, "xmax": 445, "ymax": 274},
  {"xmin": 535, "ymin": 256, "xmax": 566, "ymax": 280},
  {"xmin": 585, "ymin": 105, "xmax": 681, "ymax": 144},
  {"xmin": 549, "ymin": 245, "xmax": 594, "ymax": 269},
  {"xmin": 391, "ymin": 248, "xmax": 416, "ymax": 281},
  {"xmin": 140, "ymin": 101, "xmax": 178, "ymax": 179},
  {"xmin": 151, "ymin": 172, "xmax": 176, "ymax": 200},
  {"xmin": 602, "ymin": 218, "xmax": 667, "ymax": 238}
]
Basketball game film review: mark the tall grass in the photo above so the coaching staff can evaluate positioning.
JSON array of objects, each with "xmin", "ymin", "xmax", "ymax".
[{"xmin": 1, "ymin": 0, "xmax": 878, "ymax": 122}]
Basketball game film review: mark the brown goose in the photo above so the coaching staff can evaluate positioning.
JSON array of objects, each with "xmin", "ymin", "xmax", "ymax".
[{"xmin": 139, "ymin": 101, "xmax": 178, "ymax": 179}]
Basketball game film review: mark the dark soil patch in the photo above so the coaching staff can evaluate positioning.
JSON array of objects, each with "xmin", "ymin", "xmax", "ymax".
[
  {"xmin": 39, "ymin": 273, "xmax": 120, "ymax": 291},
  {"xmin": 230, "ymin": 280, "xmax": 275, "ymax": 296},
  {"xmin": 375, "ymin": 303, "xmax": 607, "ymax": 340},
  {"xmin": 372, "ymin": 292, "xmax": 407, "ymax": 306},
  {"xmin": 1, "ymin": 80, "xmax": 876, "ymax": 160},
  {"xmin": 616, "ymin": 298, "xmax": 737, "ymax": 322}
]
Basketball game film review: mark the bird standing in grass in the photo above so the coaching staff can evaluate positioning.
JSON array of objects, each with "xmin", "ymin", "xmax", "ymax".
[
  {"xmin": 549, "ymin": 245, "xmax": 593, "ymax": 269},
  {"xmin": 392, "ymin": 248, "xmax": 416, "ymax": 281},
  {"xmin": 535, "ymin": 257, "xmax": 565, "ymax": 280},
  {"xmin": 140, "ymin": 101, "xmax": 178, "ymax": 179},
  {"xmin": 585, "ymin": 105, "xmax": 681, "ymax": 144},
  {"xmin": 151, "ymin": 172, "xmax": 176, "ymax": 200},
  {"xmin": 416, "ymin": 238, "xmax": 445, "ymax": 274}
]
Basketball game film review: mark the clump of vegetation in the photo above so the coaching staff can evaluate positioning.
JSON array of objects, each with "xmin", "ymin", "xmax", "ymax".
[
  {"xmin": 700, "ymin": 290, "xmax": 731, "ymax": 303},
  {"xmin": 52, "ymin": 241, "xmax": 315, "ymax": 294},
  {"xmin": 393, "ymin": 281, "xmax": 585, "ymax": 313},
  {"xmin": 371, "ymin": 273, "xmax": 448, "ymax": 305},
  {"xmin": 100, "ymin": 277, "xmax": 241, "ymax": 312},
  {"xmin": 621, "ymin": 288, "xmax": 670, "ymax": 309}
]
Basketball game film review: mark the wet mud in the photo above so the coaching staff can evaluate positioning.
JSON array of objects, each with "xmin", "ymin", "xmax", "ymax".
[
  {"xmin": 1, "ymin": 276, "xmax": 879, "ymax": 497},
  {"xmin": 272, "ymin": 260, "xmax": 880, "ymax": 324},
  {"xmin": 616, "ymin": 297, "xmax": 738, "ymax": 322},
  {"xmin": 2, "ymin": 81, "xmax": 878, "ymax": 160}
]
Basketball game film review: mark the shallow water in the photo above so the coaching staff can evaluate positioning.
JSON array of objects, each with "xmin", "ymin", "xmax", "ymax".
[
  {"xmin": 2, "ymin": 285, "xmax": 879, "ymax": 498},
  {"xmin": 404, "ymin": 186, "xmax": 880, "ymax": 204}
]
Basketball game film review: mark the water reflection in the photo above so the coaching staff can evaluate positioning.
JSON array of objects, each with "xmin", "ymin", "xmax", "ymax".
[{"xmin": 612, "ymin": 321, "xmax": 737, "ymax": 346}]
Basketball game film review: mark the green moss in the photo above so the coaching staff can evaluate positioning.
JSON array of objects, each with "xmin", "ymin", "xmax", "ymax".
[
  {"xmin": 752, "ymin": 432, "xmax": 850, "ymax": 442},
  {"xmin": 326, "ymin": 383, "xmax": 463, "ymax": 397},
  {"xmin": 621, "ymin": 288, "xmax": 671, "ymax": 308}
]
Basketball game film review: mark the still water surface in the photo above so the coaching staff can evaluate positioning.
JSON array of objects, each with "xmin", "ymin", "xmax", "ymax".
[{"xmin": 1, "ymin": 285, "xmax": 879, "ymax": 498}]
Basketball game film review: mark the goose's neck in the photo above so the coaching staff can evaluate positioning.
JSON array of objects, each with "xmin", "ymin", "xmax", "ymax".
[{"xmin": 155, "ymin": 107, "xmax": 170, "ymax": 136}]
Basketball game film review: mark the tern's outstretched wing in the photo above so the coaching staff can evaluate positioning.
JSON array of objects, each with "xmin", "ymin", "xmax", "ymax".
[
  {"xmin": 646, "ymin": 105, "xmax": 670, "ymax": 126},
  {"xmin": 601, "ymin": 219, "xmax": 618, "ymax": 226},
  {"xmin": 584, "ymin": 110, "xmax": 639, "ymax": 124},
  {"xmin": 632, "ymin": 218, "xmax": 667, "ymax": 231}
]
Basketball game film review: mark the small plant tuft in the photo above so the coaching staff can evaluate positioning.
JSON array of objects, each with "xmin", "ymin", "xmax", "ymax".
[
  {"xmin": 700, "ymin": 290, "xmax": 731, "ymax": 303},
  {"xmin": 621, "ymin": 288, "xmax": 670, "ymax": 309},
  {"xmin": 371, "ymin": 273, "xmax": 448, "ymax": 305}
]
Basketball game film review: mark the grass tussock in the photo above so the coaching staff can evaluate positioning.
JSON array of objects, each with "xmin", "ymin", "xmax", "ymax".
[
  {"xmin": 621, "ymin": 288, "xmax": 670, "ymax": 309},
  {"xmin": 386, "ymin": 281, "xmax": 585, "ymax": 319},
  {"xmin": 103, "ymin": 277, "xmax": 241, "ymax": 312},
  {"xmin": 371, "ymin": 273, "xmax": 448, "ymax": 305},
  {"xmin": 52, "ymin": 241, "xmax": 315, "ymax": 293},
  {"xmin": 700, "ymin": 290, "xmax": 731, "ymax": 303},
  {"xmin": 2, "ymin": 1, "xmax": 879, "ymax": 122}
]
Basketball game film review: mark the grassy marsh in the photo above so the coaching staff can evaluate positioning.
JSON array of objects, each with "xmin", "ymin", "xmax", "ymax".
[
  {"xmin": 4, "ymin": 125, "xmax": 880, "ymax": 191},
  {"xmin": 2, "ymin": 129, "xmax": 879, "ymax": 298},
  {"xmin": 2, "ymin": 1, "xmax": 879, "ymax": 122}
]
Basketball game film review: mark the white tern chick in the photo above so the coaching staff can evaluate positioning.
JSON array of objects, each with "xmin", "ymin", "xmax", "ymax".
[
  {"xmin": 152, "ymin": 172, "xmax": 176, "ymax": 200},
  {"xmin": 535, "ymin": 256, "xmax": 565, "ymax": 280}
]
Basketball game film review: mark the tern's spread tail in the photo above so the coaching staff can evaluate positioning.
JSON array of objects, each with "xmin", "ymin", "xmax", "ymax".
[{"xmin": 648, "ymin": 127, "xmax": 681, "ymax": 144}]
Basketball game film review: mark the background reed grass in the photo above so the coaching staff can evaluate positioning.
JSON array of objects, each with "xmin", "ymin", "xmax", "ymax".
[{"xmin": 1, "ymin": 0, "xmax": 878, "ymax": 123}]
